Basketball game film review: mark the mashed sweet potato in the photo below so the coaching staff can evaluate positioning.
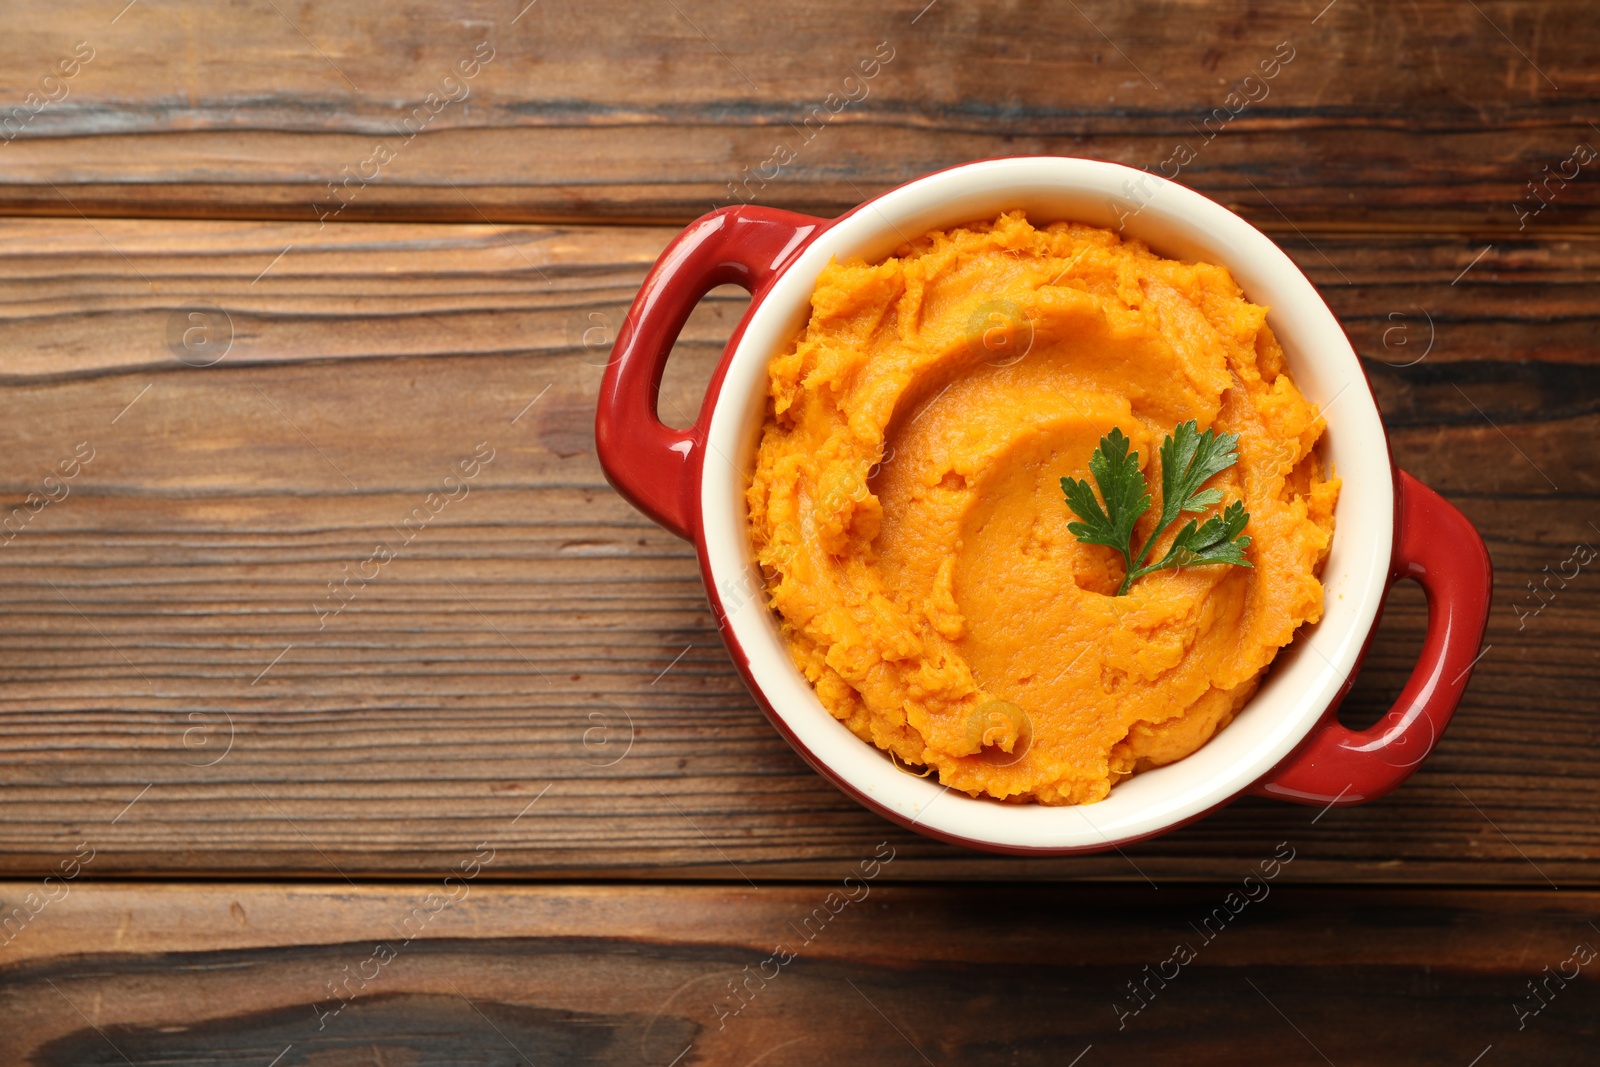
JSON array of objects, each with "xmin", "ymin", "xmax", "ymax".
[{"xmin": 746, "ymin": 211, "xmax": 1338, "ymax": 805}]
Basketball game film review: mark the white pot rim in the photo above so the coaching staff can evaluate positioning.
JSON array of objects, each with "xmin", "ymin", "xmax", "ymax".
[{"xmin": 698, "ymin": 157, "xmax": 1393, "ymax": 853}]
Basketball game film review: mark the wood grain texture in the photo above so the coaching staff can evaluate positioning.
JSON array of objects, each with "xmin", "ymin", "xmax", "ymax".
[
  {"xmin": 4, "ymin": 882, "xmax": 1600, "ymax": 1065},
  {"xmin": 0, "ymin": 217, "xmax": 1593, "ymax": 882},
  {"xmin": 0, "ymin": 0, "xmax": 1597, "ymax": 226}
]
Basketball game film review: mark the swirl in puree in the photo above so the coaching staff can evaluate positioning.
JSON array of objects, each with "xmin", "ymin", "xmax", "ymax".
[{"xmin": 746, "ymin": 211, "xmax": 1338, "ymax": 804}]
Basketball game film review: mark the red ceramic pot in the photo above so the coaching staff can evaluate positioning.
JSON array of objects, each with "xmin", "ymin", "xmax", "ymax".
[{"xmin": 596, "ymin": 158, "xmax": 1493, "ymax": 854}]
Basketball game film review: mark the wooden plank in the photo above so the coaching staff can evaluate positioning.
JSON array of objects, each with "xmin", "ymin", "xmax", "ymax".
[
  {"xmin": 4, "ymin": 882, "xmax": 1599, "ymax": 1064},
  {"xmin": 0, "ymin": 218, "xmax": 1594, "ymax": 883},
  {"xmin": 1, "ymin": 1, "xmax": 1598, "ymax": 226}
]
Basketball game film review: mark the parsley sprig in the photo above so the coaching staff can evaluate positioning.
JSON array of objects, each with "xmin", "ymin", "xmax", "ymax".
[{"xmin": 1060, "ymin": 420, "xmax": 1253, "ymax": 596}]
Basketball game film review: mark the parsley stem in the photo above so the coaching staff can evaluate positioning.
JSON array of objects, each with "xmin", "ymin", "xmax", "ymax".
[
  {"xmin": 1130, "ymin": 524, "xmax": 1162, "ymax": 573},
  {"xmin": 1118, "ymin": 520, "xmax": 1169, "ymax": 596},
  {"xmin": 1115, "ymin": 550, "xmax": 1136, "ymax": 596}
]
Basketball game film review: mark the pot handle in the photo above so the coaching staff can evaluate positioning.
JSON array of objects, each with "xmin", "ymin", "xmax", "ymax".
[
  {"xmin": 595, "ymin": 206, "xmax": 826, "ymax": 541},
  {"xmin": 1253, "ymin": 470, "xmax": 1493, "ymax": 807}
]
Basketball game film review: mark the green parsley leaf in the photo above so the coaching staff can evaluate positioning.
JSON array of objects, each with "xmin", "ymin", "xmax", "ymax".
[
  {"xmin": 1060, "ymin": 420, "xmax": 1253, "ymax": 596},
  {"xmin": 1060, "ymin": 427, "xmax": 1151, "ymax": 583},
  {"xmin": 1148, "ymin": 499, "xmax": 1253, "ymax": 572}
]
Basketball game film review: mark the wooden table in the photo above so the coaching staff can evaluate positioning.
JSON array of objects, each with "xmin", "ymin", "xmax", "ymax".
[{"xmin": 0, "ymin": 1, "xmax": 1596, "ymax": 1063}]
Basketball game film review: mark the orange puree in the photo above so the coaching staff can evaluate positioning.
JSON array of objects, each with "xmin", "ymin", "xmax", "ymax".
[{"xmin": 746, "ymin": 211, "xmax": 1339, "ymax": 805}]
